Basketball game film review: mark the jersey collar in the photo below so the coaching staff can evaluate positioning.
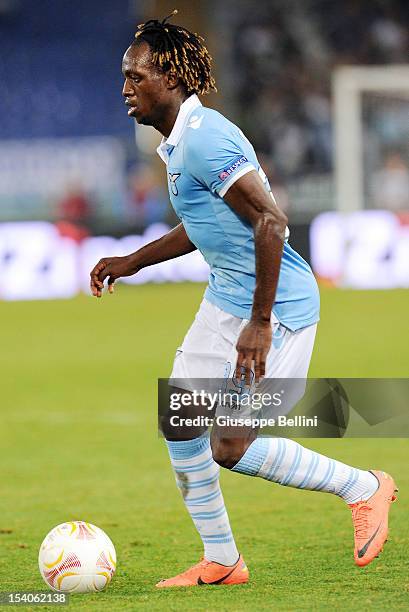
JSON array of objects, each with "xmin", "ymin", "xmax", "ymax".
[{"xmin": 156, "ymin": 94, "xmax": 202, "ymax": 163}]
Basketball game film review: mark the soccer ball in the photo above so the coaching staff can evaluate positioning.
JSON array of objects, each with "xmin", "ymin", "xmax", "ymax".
[{"xmin": 38, "ymin": 521, "xmax": 116, "ymax": 593}]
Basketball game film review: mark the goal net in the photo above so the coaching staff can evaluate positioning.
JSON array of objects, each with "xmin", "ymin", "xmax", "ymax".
[{"xmin": 333, "ymin": 66, "xmax": 409, "ymax": 212}]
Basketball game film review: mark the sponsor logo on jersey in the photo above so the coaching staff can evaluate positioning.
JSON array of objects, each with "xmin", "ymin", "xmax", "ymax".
[{"xmin": 188, "ymin": 115, "xmax": 204, "ymax": 130}]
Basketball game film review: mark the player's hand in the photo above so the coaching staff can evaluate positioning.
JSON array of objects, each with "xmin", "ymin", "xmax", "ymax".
[
  {"xmin": 90, "ymin": 255, "xmax": 137, "ymax": 297},
  {"xmin": 235, "ymin": 320, "xmax": 272, "ymax": 385}
]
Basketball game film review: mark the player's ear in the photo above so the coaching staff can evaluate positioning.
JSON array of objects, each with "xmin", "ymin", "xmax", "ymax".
[{"xmin": 166, "ymin": 70, "xmax": 179, "ymax": 90}]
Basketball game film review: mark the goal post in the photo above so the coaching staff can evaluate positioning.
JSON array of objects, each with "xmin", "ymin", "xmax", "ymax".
[{"xmin": 333, "ymin": 65, "xmax": 409, "ymax": 213}]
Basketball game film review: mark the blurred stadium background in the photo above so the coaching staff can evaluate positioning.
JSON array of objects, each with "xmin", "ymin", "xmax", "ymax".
[
  {"xmin": 0, "ymin": 0, "xmax": 408, "ymax": 298},
  {"xmin": 1, "ymin": 1, "xmax": 409, "ymax": 608}
]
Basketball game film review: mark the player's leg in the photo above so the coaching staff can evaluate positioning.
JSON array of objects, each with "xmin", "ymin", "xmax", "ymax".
[
  {"xmin": 214, "ymin": 323, "xmax": 379, "ymax": 503},
  {"xmin": 157, "ymin": 300, "xmax": 248, "ymax": 587},
  {"xmin": 211, "ymin": 322, "xmax": 398, "ymax": 567},
  {"xmin": 158, "ymin": 432, "xmax": 248, "ymax": 587}
]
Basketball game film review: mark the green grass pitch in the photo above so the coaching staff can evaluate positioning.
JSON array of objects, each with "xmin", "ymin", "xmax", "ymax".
[{"xmin": 1, "ymin": 284, "xmax": 408, "ymax": 610}]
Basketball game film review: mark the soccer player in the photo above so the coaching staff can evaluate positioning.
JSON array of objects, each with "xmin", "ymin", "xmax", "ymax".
[{"xmin": 90, "ymin": 13, "xmax": 397, "ymax": 587}]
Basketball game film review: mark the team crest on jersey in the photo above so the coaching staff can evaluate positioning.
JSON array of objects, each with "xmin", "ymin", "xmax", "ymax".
[
  {"xmin": 168, "ymin": 172, "xmax": 181, "ymax": 196},
  {"xmin": 218, "ymin": 156, "xmax": 248, "ymax": 181}
]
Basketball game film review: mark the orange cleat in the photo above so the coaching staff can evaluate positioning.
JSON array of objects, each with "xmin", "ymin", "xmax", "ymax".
[
  {"xmin": 155, "ymin": 554, "xmax": 249, "ymax": 588},
  {"xmin": 349, "ymin": 470, "xmax": 398, "ymax": 567}
]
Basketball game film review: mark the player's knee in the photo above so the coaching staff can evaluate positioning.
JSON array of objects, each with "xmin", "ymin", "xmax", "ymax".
[
  {"xmin": 160, "ymin": 417, "xmax": 208, "ymax": 441},
  {"xmin": 210, "ymin": 436, "xmax": 248, "ymax": 470}
]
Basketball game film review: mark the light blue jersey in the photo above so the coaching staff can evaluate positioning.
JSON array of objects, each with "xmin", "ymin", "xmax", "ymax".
[{"xmin": 157, "ymin": 95, "xmax": 320, "ymax": 331}]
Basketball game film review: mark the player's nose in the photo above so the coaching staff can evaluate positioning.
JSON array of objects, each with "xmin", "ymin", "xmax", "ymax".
[{"xmin": 122, "ymin": 78, "xmax": 134, "ymax": 97}]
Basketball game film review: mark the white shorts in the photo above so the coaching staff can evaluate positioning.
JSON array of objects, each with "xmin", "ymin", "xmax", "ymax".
[
  {"xmin": 171, "ymin": 298, "xmax": 316, "ymax": 381},
  {"xmin": 169, "ymin": 299, "xmax": 317, "ymax": 426}
]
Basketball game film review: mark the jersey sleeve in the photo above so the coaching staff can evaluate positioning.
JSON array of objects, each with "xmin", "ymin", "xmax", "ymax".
[{"xmin": 184, "ymin": 126, "xmax": 256, "ymax": 198}]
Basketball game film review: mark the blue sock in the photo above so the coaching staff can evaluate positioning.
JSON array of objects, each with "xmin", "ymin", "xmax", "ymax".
[
  {"xmin": 166, "ymin": 434, "xmax": 239, "ymax": 565},
  {"xmin": 232, "ymin": 437, "xmax": 378, "ymax": 504}
]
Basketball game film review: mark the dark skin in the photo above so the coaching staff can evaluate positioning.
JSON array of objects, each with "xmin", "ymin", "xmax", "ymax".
[
  {"xmin": 90, "ymin": 42, "xmax": 288, "ymax": 464},
  {"xmin": 122, "ymin": 41, "xmax": 185, "ymax": 136}
]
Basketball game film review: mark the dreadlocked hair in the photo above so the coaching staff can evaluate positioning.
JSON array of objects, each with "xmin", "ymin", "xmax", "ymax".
[{"xmin": 133, "ymin": 9, "xmax": 217, "ymax": 96}]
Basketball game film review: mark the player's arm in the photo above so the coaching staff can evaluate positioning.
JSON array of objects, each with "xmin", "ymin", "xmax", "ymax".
[
  {"xmin": 223, "ymin": 170, "xmax": 288, "ymax": 384},
  {"xmin": 90, "ymin": 222, "xmax": 196, "ymax": 297}
]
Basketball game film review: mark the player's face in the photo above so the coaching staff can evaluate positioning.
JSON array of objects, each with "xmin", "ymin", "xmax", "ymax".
[{"xmin": 122, "ymin": 42, "xmax": 169, "ymax": 126}]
